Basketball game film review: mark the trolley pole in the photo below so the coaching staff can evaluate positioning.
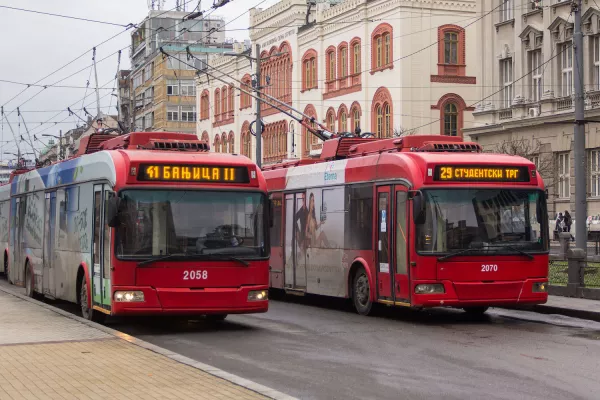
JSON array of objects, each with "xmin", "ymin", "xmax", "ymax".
[
  {"xmin": 573, "ymin": 0, "xmax": 587, "ymax": 250},
  {"xmin": 255, "ymin": 43, "xmax": 262, "ymax": 168}
]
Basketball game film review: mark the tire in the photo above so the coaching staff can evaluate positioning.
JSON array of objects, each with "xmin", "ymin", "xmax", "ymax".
[
  {"xmin": 79, "ymin": 276, "xmax": 105, "ymax": 323},
  {"xmin": 25, "ymin": 262, "xmax": 34, "ymax": 298},
  {"xmin": 463, "ymin": 306, "xmax": 489, "ymax": 316},
  {"xmin": 352, "ymin": 267, "xmax": 373, "ymax": 316},
  {"xmin": 206, "ymin": 314, "xmax": 228, "ymax": 322},
  {"xmin": 3, "ymin": 255, "xmax": 9, "ymax": 282}
]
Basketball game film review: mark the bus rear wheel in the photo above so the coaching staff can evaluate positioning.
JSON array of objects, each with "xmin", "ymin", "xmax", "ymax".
[
  {"xmin": 463, "ymin": 306, "xmax": 489, "ymax": 316},
  {"xmin": 79, "ymin": 277, "xmax": 105, "ymax": 323},
  {"xmin": 352, "ymin": 267, "xmax": 372, "ymax": 316},
  {"xmin": 3, "ymin": 255, "xmax": 9, "ymax": 282}
]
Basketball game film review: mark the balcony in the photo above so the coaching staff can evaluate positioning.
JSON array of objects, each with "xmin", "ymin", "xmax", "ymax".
[
  {"xmin": 498, "ymin": 109, "xmax": 513, "ymax": 120},
  {"xmin": 556, "ymin": 96, "xmax": 573, "ymax": 111}
]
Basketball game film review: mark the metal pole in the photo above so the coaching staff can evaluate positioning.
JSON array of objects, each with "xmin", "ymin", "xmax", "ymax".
[
  {"xmin": 59, "ymin": 130, "xmax": 63, "ymax": 161},
  {"xmin": 255, "ymin": 43, "xmax": 262, "ymax": 167},
  {"xmin": 93, "ymin": 47, "xmax": 101, "ymax": 118},
  {"xmin": 574, "ymin": 0, "xmax": 587, "ymax": 250}
]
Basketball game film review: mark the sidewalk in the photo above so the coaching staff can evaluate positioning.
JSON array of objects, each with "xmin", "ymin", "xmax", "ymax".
[
  {"xmin": 531, "ymin": 295, "xmax": 600, "ymax": 322},
  {"xmin": 0, "ymin": 282, "xmax": 295, "ymax": 400}
]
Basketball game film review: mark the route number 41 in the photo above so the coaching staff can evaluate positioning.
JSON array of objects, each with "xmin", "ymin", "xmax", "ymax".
[
  {"xmin": 481, "ymin": 264, "xmax": 498, "ymax": 272},
  {"xmin": 183, "ymin": 270, "xmax": 208, "ymax": 280}
]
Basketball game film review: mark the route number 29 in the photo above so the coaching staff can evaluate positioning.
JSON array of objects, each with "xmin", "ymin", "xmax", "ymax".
[
  {"xmin": 184, "ymin": 270, "xmax": 208, "ymax": 280},
  {"xmin": 481, "ymin": 264, "xmax": 498, "ymax": 272}
]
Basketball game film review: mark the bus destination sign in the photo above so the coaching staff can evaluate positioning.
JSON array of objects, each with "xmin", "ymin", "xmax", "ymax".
[
  {"xmin": 138, "ymin": 164, "xmax": 250, "ymax": 183},
  {"xmin": 434, "ymin": 165, "xmax": 530, "ymax": 182}
]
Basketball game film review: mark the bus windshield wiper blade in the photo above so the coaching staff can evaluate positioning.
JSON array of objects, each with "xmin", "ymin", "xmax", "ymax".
[
  {"xmin": 137, "ymin": 253, "xmax": 186, "ymax": 267},
  {"xmin": 191, "ymin": 253, "xmax": 249, "ymax": 266},
  {"xmin": 437, "ymin": 248, "xmax": 480, "ymax": 262},
  {"xmin": 484, "ymin": 244, "xmax": 535, "ymax": 260}
]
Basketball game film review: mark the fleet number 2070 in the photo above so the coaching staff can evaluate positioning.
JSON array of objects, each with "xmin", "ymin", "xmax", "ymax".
[
  {"xmin": 183, "ymin": 270, "xmax": 208, "ymax": 280},
  {"xmin": 481, "ymin": 264, "xmax": 498, "ymax": 272}
]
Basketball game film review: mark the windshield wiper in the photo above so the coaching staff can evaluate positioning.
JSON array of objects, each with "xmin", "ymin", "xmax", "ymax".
[
  {"xmin": 137, "ymin": 253, "xmax": 186, "ymax": 267},
  {"xmin": 483, "ymin": 244, "xmax": 535, "ymax": 260},
  {"xmin": 189, "ymin": 253, "xmax": 249, "ymax": 266},
  {"xmin": 437, "ymin": 247, "xmax": 481, "ymax": 262}
]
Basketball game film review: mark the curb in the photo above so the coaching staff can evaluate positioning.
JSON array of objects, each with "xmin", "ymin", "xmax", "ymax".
[
  {"xmin": 532, "ymin": 304, "xmax": 600, "ymax": 323},
  {"xmin": 0, "ymin": 284, "xmax": 298, "ymax": 400}
]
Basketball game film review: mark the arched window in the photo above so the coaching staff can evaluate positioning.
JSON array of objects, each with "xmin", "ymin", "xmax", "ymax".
[
  {"xmin": 222, "ymin": 86, "xmax": 228, "ymax": 116},
  {"xmin": 350, "ymin": 102, "xmax": 362, "ymax": 132},
  {"xmin": 214, "ymin": 89, "xmax": 220, "ymax": 120},
  {"xmin": 437, "ymin": 25, "xmax": 467, "ymax": 77},
  {"xmin": 302, "ymin": 105, "xmax": 318, "ymax": 157},
  {"xmin": 229, "ymin": 132, "xmax": 235, "ymax": 154},
  {"xmin": 221, "ymin": 132, "xmax": 228, "ymax": 153},
  {"xmin": 214, "ymin": 135, "xmax": 221, "ymax": 153},
  {"xmin": 338, "ymin": 104, "xmax": 348, "ymax": 133},
  {"xmin": 351, "ymin": 38, "xmax": 361, "ymax": 75},
  {"xmin": 228, "ymin": 85, "xmax": 234, "ymax": 117},
  {"xmin": 241, "ymin": 74, "xmax": 252, "ymax": 109},
  {"xmin": 371, "ymin": 23, "xmax": 393, "ymax": 73},
  {"xmin": 241, "ymin": 121, "xmax": 252, "ymax": 158},
  {"xmin": 376, "ymin": 105, "xmax": 383, "ymax": 137},
  {"xmin": 326, "ymin": 108, "xmax": 336, "ymax": 133},
  {"xmin": 444, "ymin": 32, "xmax": 458, "ymax": 64},
  {"xmin": 302, "ymin": 49, "xmax": 318, "ymax": 90},
  {"xmin": 327, "ymin": 49, "xmax": 336, "ymax": 81},
  {"xmin": 338, "ymin": 42, "xmax": 348, "ymax": 79},
  {"xmin": 443, "ymin": 103, "xmax": 458, "ymax": 136},
  {"xmin": 371, "ymin": 87, "xmax": 393, "ymax": 137},
  {"xmin": 200, "ymin": 90, "xmax": 209, "ymax": 120}
]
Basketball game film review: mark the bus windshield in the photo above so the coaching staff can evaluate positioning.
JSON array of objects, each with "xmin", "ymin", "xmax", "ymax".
[
  {"xmin": 416, "ymin": 189, "xmax": 548, "ymax": 255},
  {"xmin": 116, "ymin": 190, "xmax": 267, "ymax": 259}
]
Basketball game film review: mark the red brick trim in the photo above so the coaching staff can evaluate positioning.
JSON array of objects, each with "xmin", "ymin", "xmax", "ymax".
[
  {"xmin": 430, "ymin": 75, "xmax": 476, "ymax": 84},
  {"xmin": 371, "ymin": 23, "xmax": 393, "ymax": 74},
  {"xmin": 212, "ymin": 116, "xmax": 234, "ymax": 128},
  {"xmin": 322, "ymin": 83, "xmax": 362, "ymax": 100},
  {"xmin": 437, "ymin": 24, "xmax": 466, "ymax": 77}
]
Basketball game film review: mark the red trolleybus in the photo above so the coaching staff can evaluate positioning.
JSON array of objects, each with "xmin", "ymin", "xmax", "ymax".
[
  {"xmin": 2, "ymin": 132, "xmax": 270, "ymax": 321},
  {"xmin": 264, "ymin": 135, "xmax": 548, "ymax": 315}
]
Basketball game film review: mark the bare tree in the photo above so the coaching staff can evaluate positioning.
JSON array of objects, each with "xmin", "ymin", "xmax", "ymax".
[
  {"xmin": 393, "ymin": 126, "xmax": 419, "ymax": 137},
  {"xmin": 492, "ymin": 138, "xmax": 555, "ymax": 190}
]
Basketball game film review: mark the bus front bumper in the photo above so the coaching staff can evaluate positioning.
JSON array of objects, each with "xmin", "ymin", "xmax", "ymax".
[
  {"xmin": 110, "ymin": 285, "xmax": 269, "ymax": 316},
  {"xmin": 410, "ymin": 279, "xmax": 548, "ymax": 308}
]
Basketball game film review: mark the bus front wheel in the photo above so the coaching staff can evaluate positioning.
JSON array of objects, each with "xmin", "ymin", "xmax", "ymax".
[
  {"xmin": 463, "ymin": 306, "xmax": 489, "ymax": 316},
  {"xmin": 352, "ymin": 267, "xmax": 373, "ymax": 316}
]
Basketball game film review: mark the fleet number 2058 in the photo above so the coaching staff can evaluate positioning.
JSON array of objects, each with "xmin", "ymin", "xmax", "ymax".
[
  {"xmin": 481, "ymin": 264, "xmax": 498, "ymax": 272},
  {"xmin": 183, "ymin": 270, "xmax": 208, "ymax": 280}
]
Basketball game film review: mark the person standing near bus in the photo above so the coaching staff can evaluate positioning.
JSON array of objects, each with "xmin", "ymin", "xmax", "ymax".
[{"xmin": 564, "ymin": 210, "xmax": 574, "ymax": 241}]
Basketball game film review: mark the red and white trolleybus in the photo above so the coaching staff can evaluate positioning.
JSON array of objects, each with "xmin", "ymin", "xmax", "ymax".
[
  {"xmin": 264, "ymin": 135, "xmax": 549, "ymax": 315},
  {"xmin": 1, "ymin": 131, "xmax": 270, "ymax": 321}
]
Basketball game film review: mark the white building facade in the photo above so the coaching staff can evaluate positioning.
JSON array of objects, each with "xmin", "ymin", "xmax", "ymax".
[
  {"xmin": 465, "ymin": 1, "xmax": 600, "ymax": 217},
  {"xmin": 197, "ymin": 0, "xmax": 480, "ymax": 165}
]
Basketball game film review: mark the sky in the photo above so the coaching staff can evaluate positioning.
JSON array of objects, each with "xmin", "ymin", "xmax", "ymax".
[{"xmin": 0, "ymin": 0, "xmax": 280, "ymax": 160}]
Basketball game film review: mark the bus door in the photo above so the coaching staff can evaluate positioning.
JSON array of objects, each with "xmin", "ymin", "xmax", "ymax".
[
  {"xmin": 13, "ymin": 197, "xmax": 26, "ymax": 285},
  {"xmin": 393, "ymin": 187, "xmax": 410, "ymax": 304},
  {"xmin": 283, "ymin": 192, "xmax": 307, "ymax": 290},
  {"xmin": 377, "ymin": 186, "xmax": 411, "ymax": 303},
  {"xmin": 42, "ymin": 192, "xmax": 57, "ymax": 297},
  {"xmin": 92, "ymin": 184, "xmax": 113, "ymax": 312}
]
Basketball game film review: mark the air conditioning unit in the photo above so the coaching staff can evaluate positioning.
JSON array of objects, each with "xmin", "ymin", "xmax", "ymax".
[
  {"xmin": 531, "ymin": 0, "xmax": 542, "ymax": 11},
  {"xmin": 528, "ymin": 107, "xmax": 540, "ymax": 117}
]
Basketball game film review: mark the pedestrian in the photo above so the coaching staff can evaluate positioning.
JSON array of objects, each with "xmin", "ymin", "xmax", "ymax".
[
  {"xmin": 564, "ymin": 210, "xmax": 574, "ymax": 241},
  {"xmin": 555, "ymin": 212, "xmax": 563, "ymax": 239}
]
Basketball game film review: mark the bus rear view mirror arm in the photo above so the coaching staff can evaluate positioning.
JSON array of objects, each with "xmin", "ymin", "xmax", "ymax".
[
  {"xmin": 106, "ymin": 197, "xmax": 121, "ymax": 228},
  {"xmin": 411, "ymin": 190, "xmax": 425, "ymax": 225}
]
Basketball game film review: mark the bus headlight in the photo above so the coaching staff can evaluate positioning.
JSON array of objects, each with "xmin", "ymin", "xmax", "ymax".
[
  {"xmin": 415, "ymin": 284, "xmax": 445, "ymax": 294},
  {"xmin": 114, "ymin": 291, "xmax": 145, "ymax": 302},
  {"xmin": 248, "ymin": 290, "xmax": 268, "ymax": 301},
  {"xmin": 532, "ymin": 282, "xmax": 548, "ymax": 293}
]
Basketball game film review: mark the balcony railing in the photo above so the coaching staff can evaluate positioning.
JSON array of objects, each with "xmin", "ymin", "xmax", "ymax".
[
  {"xmin": 556, "ymin": 97, "xmax": 573, "ymax": 111},
  {"xmin": 498, "ymin": 109, "xmax": 513, "ymax": 120}
]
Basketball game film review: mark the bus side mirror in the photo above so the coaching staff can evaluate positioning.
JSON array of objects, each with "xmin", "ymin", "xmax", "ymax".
[
  {"xmin": 268, "ymin": 199, "xmax": 274, "ymax": 228},
  {"xmin": 412, "ymin": 191, "xmax": 425, "ymax": 225},
  {"xmin": 106, "ymin": 197, "xmax": 121, "ymax": 228}
]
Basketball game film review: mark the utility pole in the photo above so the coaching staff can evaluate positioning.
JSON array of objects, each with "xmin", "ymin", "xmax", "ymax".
[
  {"xmin": 92, "ymin": 47, "xmax": 101, "ymax": 118},
  {"xmin": 573, "ymin": 0, "xmax": 587, "ymax": 250},
  {"xmin": 254, "ymin": 43, "xmax": 262, "ymax": 167},
  {"xmin": 59, "ymin": 130, "xmax": 63, "ymax": 161}
]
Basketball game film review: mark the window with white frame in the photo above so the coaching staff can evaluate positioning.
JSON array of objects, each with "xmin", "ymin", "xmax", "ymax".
[
  {"xmin": 133, "ymin": 72, "xmax": 143, "ymax": 89},
  {"xmin": 501, "ymin": 58, "xmax": 513, "ymax": 108},
  {"xmin": 134, "ymin": 117, "xmax": 143, "ymax": 130},
  {"xmin": 500, "ymin": 0, "xmax": 513, "ymax": 22},
  {"xmin": 167, "ymin": 80, "xmax": 179, "ymax": 95},
  {"xmin": 558, "ymin": 152, "xmax": 570, "ymax": 199},
  {"xmin": 180, "ymin": 80, "xmax": 196, "ymax": 96},
  {"xmin": 593, "ymin": 36, "xmax": 600, "ymax": 90},
  {"xmin": 529, "ymin": 50, "xmax": 543, "ymax": 102},
  {"xmin": 181, "ymin": 106, "xmax": 197, "ymax": 122},
  {"xmin": 167, "ymin": 106, "xmax": 179, "ymax": 121},
  {"xmin": 560, "ymin": 42, "xmax": 573, "ymax": 97},
  {"xmin": 590, "ymin": 149, "xmax": 600, "ymax": 197}
]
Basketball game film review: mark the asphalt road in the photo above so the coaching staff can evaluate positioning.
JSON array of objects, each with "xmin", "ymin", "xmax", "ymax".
[{"xmin": 104, "ymin": 295, "xmax": 600, "ymax": 400}]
